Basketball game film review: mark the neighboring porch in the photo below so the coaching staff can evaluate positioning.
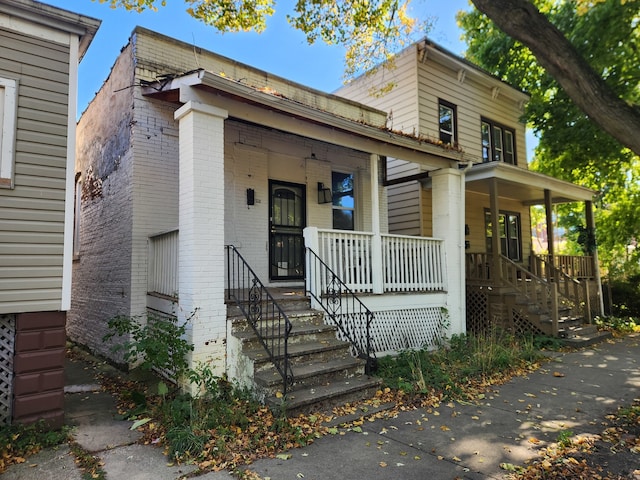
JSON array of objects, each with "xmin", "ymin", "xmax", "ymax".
[{"xmin": 463, "ymin": 162, "xmax": 605, "ymax": 342}]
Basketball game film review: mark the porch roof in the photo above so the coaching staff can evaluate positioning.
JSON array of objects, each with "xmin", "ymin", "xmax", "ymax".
[
  {"xmin": 142, "ymin": 69, "xmax": 464, "ymax": 170},
  {"xmin": 465, "ymin": 161, "xmax": 596, "ymax": 205}
]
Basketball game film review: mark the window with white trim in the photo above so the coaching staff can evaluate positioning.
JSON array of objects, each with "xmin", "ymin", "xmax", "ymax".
[
  {"xmin": 0, "ymin": 77, "xmax": 18, "ymax": 188},
  {"xmin": 438, "ymin": 99, "xmax": 457, "ymax": 145},
  {"xmin": 481, "ymin": 118, "xmax": 516, "ymax": 165},
  {"xmin": 332, "ymin": 171, "xmax": 355, "ymax": 230}
]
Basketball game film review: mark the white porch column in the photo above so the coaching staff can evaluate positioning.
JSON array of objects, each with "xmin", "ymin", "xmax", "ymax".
[
  {"xmin": 431, "ymin": 168, "xmax": 465, "ymax": 336},
  {"xmin": 174, "ymin": 101, "xmax": 229, "ymax": 382},
  {"xmin": 370, "ymin": 154, "xmax": 383, "ymax": 294}
]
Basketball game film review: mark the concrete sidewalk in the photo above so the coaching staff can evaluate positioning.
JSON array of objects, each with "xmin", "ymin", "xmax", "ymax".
[{"xmin": 3, "ymin": 334, "xmax": 639, "ymax": 479}]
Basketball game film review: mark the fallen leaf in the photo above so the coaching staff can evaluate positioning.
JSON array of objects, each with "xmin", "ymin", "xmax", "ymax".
[
  {"xmin": 440, "ymin": 425, "xmax": 450, "ymax": 431},
  {"xmin": 379, "ymin": 461, "xmax": 388, "ymax": 467},
  {"xmin": 553, "ymin": 371, "xmax": 565, "ymax": 377},
  {"xmin": 276, "ymin": 454, "xmax": 292, "ymax": 460}
]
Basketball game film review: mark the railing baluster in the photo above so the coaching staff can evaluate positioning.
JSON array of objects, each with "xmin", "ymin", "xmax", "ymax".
[{"xmin": 225, "ymin": 245, "xmax": 293, "ymax": 395}]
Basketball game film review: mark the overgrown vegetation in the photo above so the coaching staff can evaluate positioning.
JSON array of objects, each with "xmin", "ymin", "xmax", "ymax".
[
  {"xmin": 375, "ymin": 330, "xmax": 545, "ymax": 400},
  {"xmin": 595, "ymin": 315, "xmax": 640, "ymax": 335},
  {"xmin": 0, "ymin": 421, "xmax": 70, "ymax": 473}
]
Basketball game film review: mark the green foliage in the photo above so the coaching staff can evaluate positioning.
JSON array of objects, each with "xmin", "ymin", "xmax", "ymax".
[
  {"xmin": 459, "ymin": 0, "xmax": 640, "ymax": 279},
  {"xmin": 376, "ymin": 331, "xmax": 542, "ymax": 399},
  {"xmin": 556, "ymin": 429, "xmax": 574, "ymax": 448},
  {"xmin": 595, "ymin": 316, "xmax": 640, "ymax": 334},
  {"xmin": 103, "ymin": 312, "xmax": 194, "ymax": 380},
  {"xmin": 0, "ymin": 422, "xmax": 70, "ymax": 473},
  {"xmin": 604, "ymin": 276, "xmax": 640, "ymax": 317}
]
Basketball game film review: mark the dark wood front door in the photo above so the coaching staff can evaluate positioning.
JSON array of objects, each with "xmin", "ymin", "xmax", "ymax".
[{"xmin": 269, "ymin": 180, "xmax": 306, "ymax": 280}]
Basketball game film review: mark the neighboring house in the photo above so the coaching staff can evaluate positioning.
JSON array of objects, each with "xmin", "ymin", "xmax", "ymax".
[
  {"xmin": 337, "ymin": 40, "xmax": 605, "ymax": 340},
  {"xmin": 70, "ymin": 27, "xmax": 469, "ymax": 411},
  {"xmin": 0, "ymin": 0, "xmax": 99, "ymax": 426}
]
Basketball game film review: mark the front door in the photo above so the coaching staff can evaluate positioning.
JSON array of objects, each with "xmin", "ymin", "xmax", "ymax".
[{"xmin": 269, "ymin": 180, "xmax": 306, "ymax": 280}]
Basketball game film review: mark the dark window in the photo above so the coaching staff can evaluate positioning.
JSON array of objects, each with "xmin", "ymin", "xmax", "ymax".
[
  {"xmin": 332, "ymin": 171, "xmax": 354, "ymax": 230},
  {"xmin": 481, "ymin": 118, "xmax": 516, "ymax": 165},
  {"xmin": 485, "ymin": 210, "xmax": 522, "ymax": 261},
  {"xmin": 438, "ymin": 99, "xmax": 457, "ymax": 145}
]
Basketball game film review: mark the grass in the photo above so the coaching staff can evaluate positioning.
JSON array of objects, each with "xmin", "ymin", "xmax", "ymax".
[
  {"xmin": 0, "ymin": 421, "xmax": 70, "ymax": 474},
  {"xmin": 375, "ymin": 330, "xmax": 546, "ymax": 400}
]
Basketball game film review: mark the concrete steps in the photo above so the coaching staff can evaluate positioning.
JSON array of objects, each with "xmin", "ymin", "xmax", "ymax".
[{"xmin": 229, "ymin": 289, "xmax": 380, "ymax": 415}]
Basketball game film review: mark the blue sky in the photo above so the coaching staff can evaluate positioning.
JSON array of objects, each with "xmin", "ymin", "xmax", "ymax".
[{"xmin": 44, "ymin": 0, "xmax": 472, "ymax": 115}]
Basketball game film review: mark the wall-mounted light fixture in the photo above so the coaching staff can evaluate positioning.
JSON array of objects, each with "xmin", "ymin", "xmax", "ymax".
[{"xmin": 317, "ymin": 182, "xmax": 332, "ymax": 204}]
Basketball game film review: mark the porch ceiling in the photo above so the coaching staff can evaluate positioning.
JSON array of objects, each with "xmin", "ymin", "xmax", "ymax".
[{"xmin": 464, "ymin": 161, "xmax": 596, "ymax": 205}]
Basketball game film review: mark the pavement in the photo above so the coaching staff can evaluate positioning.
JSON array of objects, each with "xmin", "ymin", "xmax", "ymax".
[{"xmin": 3, "ymin": 333, "xmax": 639, "ymax": 479}]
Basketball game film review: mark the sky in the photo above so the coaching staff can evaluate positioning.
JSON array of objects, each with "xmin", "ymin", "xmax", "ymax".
[{"xmin": 43, "ymin": 0, "xmax": 473, "ymax": 116}]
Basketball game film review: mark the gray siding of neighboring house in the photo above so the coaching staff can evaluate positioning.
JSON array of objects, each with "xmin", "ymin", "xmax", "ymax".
[{"xmin": 0, "ymin": 27, "xmax": 70, "ymax": 315}]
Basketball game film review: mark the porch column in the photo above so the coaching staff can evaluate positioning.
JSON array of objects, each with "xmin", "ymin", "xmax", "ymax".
[
  {"xmin": 431, "ymin": 168, "xmax": 465, "ymax": 336},
  {"xmin": 585, "ymin": 200, "xmax": 605, "ymax": 316},
  {"xmin": 370, "ymin": 154, "xmax": 383, "ymax": 294},
  {"xmin": 174, "ymin": 101, "xmax": 229, "ymax": 385},
  {"xmin": 489, "ymin": 177, "xmax": 501, "ymax": 282},
  {"xmin": 544, "ymin": 189, "xmax": 554, "ymax": 257}
]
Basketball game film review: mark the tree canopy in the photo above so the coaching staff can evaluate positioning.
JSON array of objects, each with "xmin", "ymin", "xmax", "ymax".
[{"xmin": 459, "ymin": 0, "xmax": 640, "ymax": 278}]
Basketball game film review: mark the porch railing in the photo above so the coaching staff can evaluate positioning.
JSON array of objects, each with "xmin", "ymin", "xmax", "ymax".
[
  {"xmin": 225, "ymin": 245, "xmax": 294, "ymax": 394},
  {"xmin": 500, "ymin": 255, "xmax": 560, "ymax": 336},
  {"xmin": 305, "ymin": 247, "xmax": 375, "ymax": 372},
  {"xmin": 532, "ymin": 254, "xmax": 594, "ymax": 279},
  {"xmin": 310, "ymin": 228, "xmax": 446, "ymax": 294},
  {"xmin": 148, "ymin": 229, "xmax": 179, "ymax": 297},
  {"xmin": 530, "ymin": 254, "xmax": 591, "ymax": 323}
]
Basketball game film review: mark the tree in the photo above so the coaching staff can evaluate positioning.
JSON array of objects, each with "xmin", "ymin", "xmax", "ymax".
[
  {"xmin": 102, "ymin": 0, "xmax": 640, "ymax": 158},
  {"xmin": 458, "ymin": 0, "xmax": 640, "ymax": 278}
]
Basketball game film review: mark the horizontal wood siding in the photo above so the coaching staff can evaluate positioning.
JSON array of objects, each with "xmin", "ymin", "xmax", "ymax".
[
  {"xmin": 417, "ymin": 60, "xmax": 527, "ymax": 166},
  {"xmin": 0, "ymin": 28, "xmax": 70, "ymax": 314}
]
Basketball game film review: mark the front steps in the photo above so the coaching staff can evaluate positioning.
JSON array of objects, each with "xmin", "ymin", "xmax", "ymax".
[{"xmin": 228, "ymin": 291, "xmax": 380, "ymax": 415}]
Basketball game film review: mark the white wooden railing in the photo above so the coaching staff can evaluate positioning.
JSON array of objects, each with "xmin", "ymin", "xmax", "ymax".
[
  {"xmin": 304, "ymin": 227, "xmax": 446, "ymax": 294},
  {"xmin": 148, "ymin": 229, "xmax": 179, "ymax": 298}
]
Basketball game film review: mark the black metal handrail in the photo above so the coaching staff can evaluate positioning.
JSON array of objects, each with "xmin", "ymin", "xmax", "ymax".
[
  {"xmin": 225, "ymin": 245, "xmax": 294, "ymax": 394},
  {"xmin": 305, "ymin": 247, "xmax": 375, "ymax": 373}
]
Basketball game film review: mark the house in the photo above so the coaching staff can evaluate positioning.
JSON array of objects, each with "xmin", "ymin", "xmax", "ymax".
[
  {"xmin": 337, "ymin": 40, "xmax": 605, "ymax": 339},
  {"xmin": 69, "ymin": 27, "xmax": 470, "ymax": 411},
  {"xmin": 0, "ymin": 0, "xmax": 99, "ymax": 426}
]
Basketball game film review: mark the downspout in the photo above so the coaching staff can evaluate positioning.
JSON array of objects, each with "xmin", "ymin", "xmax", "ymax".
[{"xmin": 460, "ymin": 160, "xmax": 473, "ymax": 290}]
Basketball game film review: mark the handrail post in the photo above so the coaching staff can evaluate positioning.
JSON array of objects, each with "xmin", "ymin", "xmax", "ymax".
[
  {"xmin": 584, "ymin": 280, "xmax": 592, "ymax": 323},
  {"xmin": 551, "ymin": 283, "xmax": 559, "ymax": 337}
]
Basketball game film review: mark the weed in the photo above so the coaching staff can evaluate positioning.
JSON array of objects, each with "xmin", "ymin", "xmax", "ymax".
[
  {"xmin": 0, "ymin": 421, "xmax": 70, "ymax": 473},
  {"xmin": 556, "ymin": 429, "xmax": 574, "ymax": 448},
  {"xmin": 594, "ymin": 316, "xmax": 640, "ymax": 334},
  {"xmin": 103, "ymin": 311, "xmax": 195, "ymax": 380},
  {"xmin": 375, "ymin": 331, "xmax": 542, "ymax": 399}
]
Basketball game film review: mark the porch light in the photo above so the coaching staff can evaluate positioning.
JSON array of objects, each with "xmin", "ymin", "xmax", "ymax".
[{"xmin": 317, "ymin": 182, "xmax": 332, "ymax": 204}]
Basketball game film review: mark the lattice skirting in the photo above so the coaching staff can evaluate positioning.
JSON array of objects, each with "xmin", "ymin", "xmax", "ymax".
[
  {"xmin": 511, "ymin": 308, "xmax": 545, "ymax": 336},
  {"xmin": 359, "ymin": 307, "xmax": 445, "ymax": 355},
  {"xmin": 0, "ymin": 314, "xmax": 15, "ymax": 425},
  {"xmin": 466, "ymin": 288, "xmax": 489, "ymax": 336}
]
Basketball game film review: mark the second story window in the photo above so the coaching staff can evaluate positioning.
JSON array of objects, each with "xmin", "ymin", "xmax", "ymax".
[
  {"xmin": 481, "ymin": 118, "xmax": 516, "ymax": 165},
  {"xmin": 439, "ymin": 99, "xmax": 457, "ymax": 145},
  {"xmin": 332, "ymin": 171, "xmax": 354, "ymax": 230}
]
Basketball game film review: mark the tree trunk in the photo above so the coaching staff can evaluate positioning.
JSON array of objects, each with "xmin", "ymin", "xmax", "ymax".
[{"xmin": 471, "ymin": 0, "xmax": 640, "ymax": 157}]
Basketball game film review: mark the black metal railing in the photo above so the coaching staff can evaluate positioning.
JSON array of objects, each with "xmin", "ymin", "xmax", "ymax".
[
  {"xmin": 226, "ymin": 245, "xmax": 294, "ymax": 394},
  {"xmin": 306, "ymin": 247, "xmax": 375, "ymax": 373}
]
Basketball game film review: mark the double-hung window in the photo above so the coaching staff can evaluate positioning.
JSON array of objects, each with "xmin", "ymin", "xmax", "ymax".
[
  {"xmin": 332, "ymin": 171, "xmax": 355, "ymax": 230},
  {"xmin": 481, "ymin": 118, "xmax": 516, "ymax": 165},
  {"xmin": 438, "ymin": 99, "xmax": 457, "ymax": 145}
]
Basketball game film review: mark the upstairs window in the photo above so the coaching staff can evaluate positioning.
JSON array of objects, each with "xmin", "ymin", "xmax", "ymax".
[
  {"xmin": 332, "ymin": 171, "xmax": 355, "ymax": 230},
  {"xmin": 438, "ymin": 99, "xmax": 457, "ymax": 145},
  {"xmin": 0, "ymin": 77, "xmax": 18, "ymax": 188},
  {"xmin": 481, "ymin": 118, "xmax": 516, "ymax": 165}
]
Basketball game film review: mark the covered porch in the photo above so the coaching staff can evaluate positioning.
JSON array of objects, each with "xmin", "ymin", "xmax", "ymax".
[{"xmin": 464, "ymin": 162, "xmax": 604, "ymax": 337}]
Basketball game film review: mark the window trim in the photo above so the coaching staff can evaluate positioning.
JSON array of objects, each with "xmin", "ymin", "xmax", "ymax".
[
  {"xmin": 438, "ymin": 99, "xmax": 457, "ymax": 146},
  {"xmin": 480, "ymin": 117, "xmax": 516, "ymax": 165},
  {"xmin": 331, "ymin": 170, "xmax": 355, "ymax": 231},
  {"xmin": 484, "ymin": 209, "xmax": 523, "ymax": 262},
  {"xmin": 0, "ymin": 77, "xmax": 18, "ymax": 189},
  {"xmin": 73, "ymin": 173, "xmax": 82, "ymax": 259}
]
